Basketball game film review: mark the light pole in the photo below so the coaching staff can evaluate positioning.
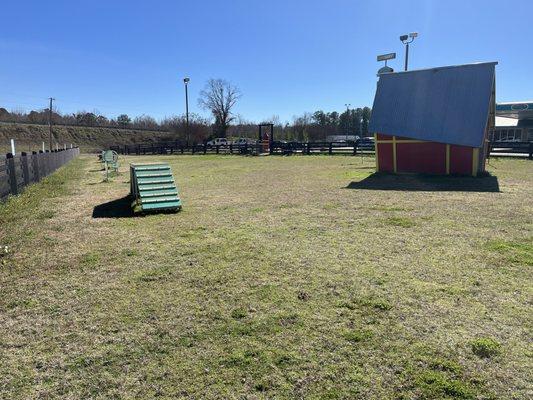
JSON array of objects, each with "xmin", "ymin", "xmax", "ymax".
[
  {"xmin": 344, "ymin": 103, "xmax": 351, "ymax": 142},
  {"xmin": 399, "ymin": 32, "xmax": 418, "ymax": 71},
  {"xmin": 183, "ymin": 77, "xmax": 190, "ymax": 146}
]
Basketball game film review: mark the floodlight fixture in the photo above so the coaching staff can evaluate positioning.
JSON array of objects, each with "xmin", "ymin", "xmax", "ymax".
[{"xmin": 399, "ymin": 32, "xmax": 419, "ymax": 71}]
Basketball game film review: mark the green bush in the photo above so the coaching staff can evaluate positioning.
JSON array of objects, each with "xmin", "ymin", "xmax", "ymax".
[{"xmin": 471, "ymin": 338, "xmax": 501, "ymax": 358}]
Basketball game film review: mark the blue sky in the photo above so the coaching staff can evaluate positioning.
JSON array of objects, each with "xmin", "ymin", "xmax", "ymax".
[{"xmin": 0, "ymin": 0, "xmax": 531, "ymax": 123}]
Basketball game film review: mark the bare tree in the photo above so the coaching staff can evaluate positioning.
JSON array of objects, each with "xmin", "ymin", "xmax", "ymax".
[{"xmin": 198, "ymin": 78, "xmax": 241, "ymax": 138}]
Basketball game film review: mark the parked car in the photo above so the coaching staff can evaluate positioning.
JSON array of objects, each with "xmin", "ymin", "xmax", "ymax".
[
  {"xmin": 206, "ymin": 138, "xmax": 229, "ymax": 147},
  {"xmin": 233, "ymin": 138, "xmax": 256, "ymax": 145}
]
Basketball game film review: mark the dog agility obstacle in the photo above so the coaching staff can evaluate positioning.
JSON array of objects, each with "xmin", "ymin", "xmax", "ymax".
[{"xmin": 129, "ymin": 163, "xmax": 182, "ymax": 213}]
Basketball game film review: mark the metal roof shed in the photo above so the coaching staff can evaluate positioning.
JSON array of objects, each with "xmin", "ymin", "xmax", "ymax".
[{"xmin": 369, "ymin": 62, "xmax": 497, "ymax": 176}]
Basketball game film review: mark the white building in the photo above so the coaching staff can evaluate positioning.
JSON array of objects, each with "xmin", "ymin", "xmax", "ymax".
[{"xmin": 490, "ymin": 102, "xmax": 533, "ymax": 141}]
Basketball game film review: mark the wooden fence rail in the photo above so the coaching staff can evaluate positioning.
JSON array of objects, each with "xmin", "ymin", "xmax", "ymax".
[{"xmin": 0, "ymin": 148, "xmax": 80, "ymax": 200}]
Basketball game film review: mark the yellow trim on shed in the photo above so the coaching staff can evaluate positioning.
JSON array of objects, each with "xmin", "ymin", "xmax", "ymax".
[
  {"xmin": 375, "ymin": 139, "xmax": 427, "ymax": 144},
  {"xmin": 392, "ymin": 136, "xmax": 397, "ymax": 173},
  {"xmin": 472, "ymin": 148, "xmax": 479, "ymax": 176},
  {"xmin": 374, "ymin": 133, "xmax": 379, "ymax": 172}
]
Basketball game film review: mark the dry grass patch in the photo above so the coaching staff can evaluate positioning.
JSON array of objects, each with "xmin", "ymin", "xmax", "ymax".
[{"xmin": 0, "ymin": 155, "xmax": 531, "ymax": 399}]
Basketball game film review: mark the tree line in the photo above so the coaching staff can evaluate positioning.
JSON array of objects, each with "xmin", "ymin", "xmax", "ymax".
[{"xmin": 0, "ymin": 78, "xmax": 372, "ymax": 144}]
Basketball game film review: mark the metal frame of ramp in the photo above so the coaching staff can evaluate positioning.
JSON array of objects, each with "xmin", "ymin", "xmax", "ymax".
[{"xmin": 130, "ymin": 163, "xmax": 182, "ymax": 213}]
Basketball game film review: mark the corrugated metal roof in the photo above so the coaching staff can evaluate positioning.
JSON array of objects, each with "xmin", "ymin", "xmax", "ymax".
[{"xmin": 368, "ymin": 62, "xmax": 497, "ymax": 147}]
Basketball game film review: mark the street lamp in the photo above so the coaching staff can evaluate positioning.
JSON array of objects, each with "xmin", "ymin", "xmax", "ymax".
[
  {"xmin": 399, "ymin": 32, "xmax": 418, "ymax": 71},
  {"xmin": 344, "ymin": 103, "xmax": 351, "ymax": 142},
  {"xmin": 183, "ymin": 77, "xmax": 190, "ymax": 146}
]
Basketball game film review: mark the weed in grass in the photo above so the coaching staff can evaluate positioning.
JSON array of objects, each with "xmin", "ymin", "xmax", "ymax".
[
  {"xmin": 343, "ymin": 328, "xmax": 374, "ymax": 343},
  {"xmin": 223, "ymin": 349, "xmax": 263, "ymax": 368},
  {"xmin": 231, "ymin": 307, "xmax": 247, "ymax": 319},
  {"xmin": 429, "ymin": 358, "xmax": 463, "ymax": 375},
  {"xmin": 5, "ymin": 297, "xmax": 39, "ymax": 310},
  {"xmin": 371, "ymin": 205, "xmax": 409, "ymax": 212},
  {"xmin": 121, "ymin": 248, "xmax": 138, "ymax": 257},
  {"xmin": 80, "ymin": 252, "xmax": 100, "ymax": 265},
  {"xmin": 36, "ymin": 209, "xmax": 56, "ymax": 220},
  {"xmin": 134, "ymin": 265, "xmax": 171, "ymax": 283},
  {"xmin": 339, "ymin": 297, "xmax": 392, "ymax": 312},
  {"xmin": 360, "ymin": 296, "xmax": 393, "ymax": 311},
  {"xmin": 339, "ymin": 301, "xmax": 357, "ymax": 310},
  {"xmin": 485, "ymin": 238, "xmax": 533, "ymax": 266},
  {"xmin": 471, "ymin": 338, "xmax": 501, "ymax": 358},
  {"xmin": 323, "ymin": 202, "xmax": 339, "ymax": 210},
  {"xmin": 416, "ymin": 370, "xmax": 475, "ymax": 399},
  {"xmin": 385, "ymin": 216, "xmax": 416, "ymax": 228},
  {"xmin": 275, "ymin": 312, "xmax": 299, "ymax": 327},
  {"xmin": 273, "ymin": 351, "xmax": 297, "ymax": 366}
]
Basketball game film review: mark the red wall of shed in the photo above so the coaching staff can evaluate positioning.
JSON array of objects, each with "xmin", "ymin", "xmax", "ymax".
[
  {"xmin": 377, "ymin": 143, "xmax": 394, "ymax": 172},
  {"xmin": 449, "ymin": 145, "xmax": 473, "ymax": 175},
  {"xmin": 375, "ymin": 133, "xmax": 483, "ymax": 175},
  {"xmin": 396, "ymin": 142, "xmax": 447, "ymax": 174}
]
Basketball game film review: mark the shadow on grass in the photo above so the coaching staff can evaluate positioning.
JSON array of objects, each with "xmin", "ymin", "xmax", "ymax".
[
  {"xmin": 92, "ymin": 196, "xmax": 134, "ymax": 218},
  {"xmin": 346, "ymin": 173, "xmax": 500, "ymax": 192}
]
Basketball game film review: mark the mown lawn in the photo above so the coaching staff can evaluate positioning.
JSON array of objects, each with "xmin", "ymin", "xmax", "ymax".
[{"xmin": 0, "ymin": 154, "xmax": 531, "ymax": 399}]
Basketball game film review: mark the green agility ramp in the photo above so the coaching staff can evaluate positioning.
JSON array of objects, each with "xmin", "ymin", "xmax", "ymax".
[{"xmin": 130, "ymin": 163, "xmax": 182, "ymax": 213}]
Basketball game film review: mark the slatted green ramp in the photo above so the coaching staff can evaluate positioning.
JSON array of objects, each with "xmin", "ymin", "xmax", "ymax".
[{"xmin": 130, "ymin": 163, "xmax": 182, "ymax": 213}]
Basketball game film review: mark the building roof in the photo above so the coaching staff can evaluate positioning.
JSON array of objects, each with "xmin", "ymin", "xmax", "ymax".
[
  {"xmin": 368, "ymin": 62, "xmax": 497, "ymax": 148},
  {"xmin": 496, "ymin": 101, "xmax": 533, "ymax": 120}
]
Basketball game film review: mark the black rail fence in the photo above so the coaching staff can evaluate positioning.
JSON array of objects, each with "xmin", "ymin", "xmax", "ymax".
[
  {"xmin": 111, "ymin": 140, "xmax": 532, "ymax": 159},
  {"xmin": 0, "ymin": 147, "xmax": 80, "ymax": 200},
  {"xmin": 110, "ymin": 141, "xmax": 376, "ymax": 156},
  {"xmin": 488, "ymin": 141, "xmax": 533, "ymax": 159}
]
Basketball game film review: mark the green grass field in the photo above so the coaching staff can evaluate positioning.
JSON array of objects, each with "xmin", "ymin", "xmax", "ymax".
[{"xmin": 0, "ymin": 155, "xmax": 531, "ymax": 399}]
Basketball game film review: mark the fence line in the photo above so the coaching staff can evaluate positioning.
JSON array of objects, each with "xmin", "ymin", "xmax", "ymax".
[
  {"xmin": 111, "ymin": 140, "xmax": 532, "ymax": 159},
  {"xmin": 110, "ymin": 141, "xmax": 376, "ymax": 156},
  {"xmin": 0, "ymin": 148, "xmax": 80, "ymax": 200},
  {"xmin": 488, "ymin": 141, "xmax": 533, "ymax": 159}
]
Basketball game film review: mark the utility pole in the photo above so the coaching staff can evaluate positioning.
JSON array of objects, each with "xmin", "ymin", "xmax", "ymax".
[
  {"xmin": 48, "ymin": 97, "xmax": 55, "ymax": 151},
  {"xmin": 183, "ymin": 77, "xmax": 190, "ymax": 146}
]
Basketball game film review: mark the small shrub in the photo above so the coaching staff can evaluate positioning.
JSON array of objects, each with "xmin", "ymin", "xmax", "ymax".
[{"xmin": 471, "ymin": 338, "xmax": 501, "ymax": 358}]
